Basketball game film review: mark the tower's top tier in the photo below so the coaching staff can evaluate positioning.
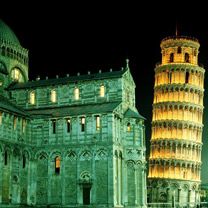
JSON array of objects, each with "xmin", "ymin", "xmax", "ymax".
[{"xmin": 160, "ymin": 36, "xmax": 200, "ymax": 66}]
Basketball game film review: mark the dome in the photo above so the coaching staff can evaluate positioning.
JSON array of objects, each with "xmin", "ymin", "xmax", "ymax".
[{"xmin": 0, "ymin": 19, "xmax": 20, "ymax": 45}]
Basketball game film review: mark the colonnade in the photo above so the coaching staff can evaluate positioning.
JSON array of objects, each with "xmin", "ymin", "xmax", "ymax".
[
  {"xmin": 154, "ymin": 87, "xmax": 203, "ymax": 105},
  {"xmin": 149, "ymin": 161, "xmax": 200, "ymax": 181},
  {"xmin": 155, "ymin": 68, "xmax": 204, "ymax": 88},
  {"xmin": 152, "ymin": 104, "xmax": 203, "ymax": 123},
  {"xmin": 150, "ymin": 141, "xmax": 201, "ymax": 162}
]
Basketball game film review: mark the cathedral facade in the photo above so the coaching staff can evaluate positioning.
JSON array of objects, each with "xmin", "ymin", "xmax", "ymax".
[
  {"xmin": 148, "ymin": 36, "xmax": 205, "ymax": 207},
  {"xmin": 0, "ymin": 20, "xmax": 147, "ymax": 207}
]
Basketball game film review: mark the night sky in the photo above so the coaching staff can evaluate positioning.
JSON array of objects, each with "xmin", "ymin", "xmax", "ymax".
[{"xmin": 1, "ymin": 3, "xmax": 208, "ymax": 182}]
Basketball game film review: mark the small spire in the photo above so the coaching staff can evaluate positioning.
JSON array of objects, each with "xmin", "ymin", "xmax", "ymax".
[{"xmin": 126, "ymin": 58, "xmax": 129, "ymax": 69}]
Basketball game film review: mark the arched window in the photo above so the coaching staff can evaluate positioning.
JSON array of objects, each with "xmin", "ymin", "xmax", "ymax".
[
  {"xmin": 185, "ymin": 72, "xmax": 189, "ymax": 83},
  {"xmin": 185, "ymin": 53, "xmax": 190, "ymax": 63},
  {"xmin": 95, "ymin": 115, "xmax": 100, "ymax": 130},
  {"xmin": 74, "ymin": 87, "xmax": 79, "ymax": 100},
  {"xmin": 51, "ymin": 89, "xmax": 57, "ymax": 103},
  {"xmin": 29, "ymin": 91, "xmax": 35, "ymax": 105},
  {"xmin": 81, "ymin": 117, "xmax": 85, "ymax": 132},
  {"xmin": 4, "ymin": 150, "xmax": 8, "ymax": 166},
  {"xmin": 55, "ymin": 156, "xmax": 60, "ymax": 174},
  {"xmin": 52, "ymin": 120, "xmax": 56, "ymax": 134},
  {"xmin": 23, "ymin": 154, "xmax": 26, "ymax": 169},
  {"xmin": 177, "ymin": 47, "xmax": 182, "ymax": 54},
  {"xmin": 66, "ymin": 118, "xmax": 71, "ymax": 133},
  {"xmin": 194, "ymin": 49, "xmax": 197, "ymax": 56},
  {"xmin": 100, "ymin": 85, "xmax": 105, "ymax": 97},
  {"xmin": 127, "ymin": 123, "xmax": 131, "ymax": 132},
  {"xmin": 169, "ymin": 53, "xmax": 174, "ymax": 63},
  {"xmin": 11, "ymin": 68, "xmax": 24, "ymax": 82}
]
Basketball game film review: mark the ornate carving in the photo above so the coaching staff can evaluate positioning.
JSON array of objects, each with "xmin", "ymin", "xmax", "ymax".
[
  {"xmin": 95, "ymin": 149, "xmax": 107, "ymax": 160},
  {"xmin": 80, "ymin": 150, "xmax": 92, "ymax": 161},
  {"xmin": 79, "ymin": 171, "xmax": 92, "ymax": 184},
  {"xmin": 67, "ymin": 151, "xmax": 77, "ymax": 161}
]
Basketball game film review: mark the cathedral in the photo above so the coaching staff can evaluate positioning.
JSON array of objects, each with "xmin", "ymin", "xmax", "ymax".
[
  {"xmin": 148, "ymin": 35, "xmax": 205, "ymax": 207},
  {"xmin": 0, "ymin": 20, "xmax": 147, "ymax": 207}
]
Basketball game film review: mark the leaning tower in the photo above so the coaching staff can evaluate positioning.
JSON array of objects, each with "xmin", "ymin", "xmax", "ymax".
[{"xmin": 148, "ymin": 36, "xmax": 205, "ymax": 207}]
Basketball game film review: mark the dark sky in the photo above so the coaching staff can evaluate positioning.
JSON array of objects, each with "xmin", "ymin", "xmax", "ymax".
[{"xmin": 1, "ymin": 2, "xmax": 208, "ymax": 182}]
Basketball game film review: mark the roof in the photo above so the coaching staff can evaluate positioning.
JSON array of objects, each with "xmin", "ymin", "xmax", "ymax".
[
  {"xmin": 0, "ymin": 95, "xmax": 28, "ymax": 116},
  {"xmin": 26, "ymin": 101, "xmax": 121, "ymax": 118},
  {"xmin": 8, "ymin": 68, "xmax": 128, "ymax": 90},
  {"xmin": 124, "ymin": 108, "xmax": 145, "ymax": 120},
  {"xmin": 0, "ymin": 19, "xmax": 20, "ymax": 45}
]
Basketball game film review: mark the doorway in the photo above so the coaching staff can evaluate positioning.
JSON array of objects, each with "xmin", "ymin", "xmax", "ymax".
[{"xmin": 83, "ymin": 186, "xmax": 91, "ymax": 205}]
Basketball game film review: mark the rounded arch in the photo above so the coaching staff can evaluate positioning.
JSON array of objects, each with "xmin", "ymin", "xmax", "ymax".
[
  {"xmin": 183, "ymin": 184, "xmax": 189, "ymax": 190},
  {"xmin": 169, "ymin": 53, "xmax": 174, "ymax": 62},
  {"xmin": 50, "ymin": 150, "xmax": 62, "ymax": 160},
  {"xmin": 185, "ymin": 53, "xmax": 190, "ymax": 63},
  {"xmin": 192, "ymin": 184, "xmax": 197, "ymax": 190},
  {"xmin": 126, "ymin": 160, "xmax": 135, "ymax": 168},
  {"xmin": 13, "ymin": 147, "xmax": 21, "ymax": 158},
  {"xmin": 171, "ymin": 182, "xmax": 179, "ymax": 189},
  {"xmin": 159, "ymin": 192, "xmax": 167, "ymax": 202},
  {"xmin": 114, "ymin": 150, "xmax": 118, "ymax": 157},
  {"xmin": 10, "ymin": 66, "xmax": 26, "ymax": 83},
  {"xmin": 136, "ymin": 160, "xmax": 143, "ymax": 165},
  {"xmin": 22, "ymin": 149, "xmax": 30, "ymax": 160}
]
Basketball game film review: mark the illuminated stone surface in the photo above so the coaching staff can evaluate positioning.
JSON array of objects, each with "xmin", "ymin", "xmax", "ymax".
[
  {"xmin": 148, "ymin": 36, "xmax": 205, "ymax": 207},
  {"xmin": 0, "ymin": 20, "xmax": 147, "ymax": 207}
]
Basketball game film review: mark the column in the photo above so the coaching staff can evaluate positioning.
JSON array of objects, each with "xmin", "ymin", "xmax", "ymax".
[
  {"xmin": 166, "ymin": 187, "xmax": 170, "ymax": 203},
  {"xmin": 188, "ymin": 189, "xmax": 191, "ymax": 205},
  {"xmin": 108, "ymin": 153, "xmax": 114, "ymax": 205},
  {"xmin": 28, "ymin": 158, "xmax": 37, "ymax": 205},
  {"xmin": 178, "ymin": 188, "xmax": 181, "ymax": 204},
  {"xmin": 0, "ymin": 149, "xmax": 2, "ymax": 204},
  {"xmin": 156, "ymin": 187, "xmax": 159, "ymax": 202},
  {"xmin": 77, "ymin": 157, "xmax": 81, "ymax": 204},
  {"xmin": 48, "ymin": 159, "xmax": 52, "ymax": 204},
  {"xmin": 118, "ymin": 155, "xmax": 121, "ymax": 205},
  {"xmin": 91, "ymin": 149, "xmax": 95, "ymax": 204},
  {"xmin": 140, "ymin": 165, "xmax": 146, "ymax": 206},
  {"xmin": 122, "ymin": 160, "xmax": 128, "ymax": 206},
  {"xmin": 61, "ymin": 156, "xmax": 65, "ymax": 205},
  {"xmin": 134, "ymin": 166, "xmax": 138, "ymax": 205}
]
